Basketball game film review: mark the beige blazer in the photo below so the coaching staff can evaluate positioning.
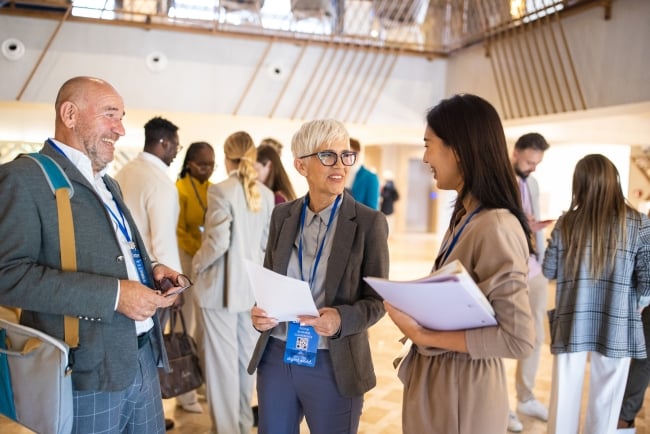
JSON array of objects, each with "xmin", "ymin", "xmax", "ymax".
[{"xmin": 192, "ymin": 173, "xmax": 274, "ymax": 312}]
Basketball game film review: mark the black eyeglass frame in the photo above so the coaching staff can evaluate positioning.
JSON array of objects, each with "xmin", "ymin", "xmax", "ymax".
[{"xmin": 299, "ymin": 150, "xmax": 357, "ymax": 167}]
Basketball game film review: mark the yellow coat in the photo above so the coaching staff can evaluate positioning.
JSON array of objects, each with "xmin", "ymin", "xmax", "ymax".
[{"xmin": 176, "ymin": 175, "xmax": 210, "ymax": 257}]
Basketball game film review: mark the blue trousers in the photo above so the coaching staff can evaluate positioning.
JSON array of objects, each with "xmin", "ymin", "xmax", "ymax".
[
  {"xmin": 72, "ymin": 337, "xmax": 165, "ymax": 434},
  {"xmin": 256, "ymin": 337, "xmax": 363, "ymax": 434}
]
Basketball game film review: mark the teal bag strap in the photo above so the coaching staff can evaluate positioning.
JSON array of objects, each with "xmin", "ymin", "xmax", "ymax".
[
  {"xmin": 22, "ymin": 153, "xmax": 74, "ymax": 198},
  {"xmin": 20, "ymin": 153, "xmax": 79, "ymax": 350}
]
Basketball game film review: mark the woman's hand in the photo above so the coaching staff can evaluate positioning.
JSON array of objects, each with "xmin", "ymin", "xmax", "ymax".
[
  {"xmin": 251, "ymin": 306, "xmax": 278, "ymax": 332},
  {"xmin": 385, "ymin": 301, "xmax": 468, "ymax": 352},
  {"xmin": 299, "ymin": 307, "xmax": 341, "ymax": 337},
  {"xmin": 384, "ymin": 301, "xmax": 423, "ymax": 342}
]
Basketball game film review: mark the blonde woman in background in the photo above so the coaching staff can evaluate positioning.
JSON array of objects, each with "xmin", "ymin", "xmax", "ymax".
[{"xmin": 192, "ymin": 131, "xmax": 274, "ymax": 434}]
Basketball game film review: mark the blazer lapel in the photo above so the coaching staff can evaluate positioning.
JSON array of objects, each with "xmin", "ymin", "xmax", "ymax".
[
  {"xmin": 323, "ymin": 194, "xmax": 356, "ymax": 306},
  {"xmin": 273, "ymin": 199, "xmax": 303, "ymax": 274}
]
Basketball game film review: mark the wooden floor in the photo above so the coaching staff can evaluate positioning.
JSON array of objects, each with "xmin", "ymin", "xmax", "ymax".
[{"xmin": 2, "ymin": 233, "xmax": 648, "ymax": 433}]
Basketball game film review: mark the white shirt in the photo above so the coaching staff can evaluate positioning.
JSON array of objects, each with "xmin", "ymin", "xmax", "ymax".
[
  {"xmin": 114, "ymin": 152, "xmax": 182, "ymax": 271},
  {"xmin": 49, "ymin": 139, "xmax": 154, "ymax": 333}
]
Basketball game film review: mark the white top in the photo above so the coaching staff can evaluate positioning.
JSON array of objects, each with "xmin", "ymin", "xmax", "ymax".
[
  {"xmin": 115, "ymin": 151, "xmax": 182, "ymax": 271},
  {"xmin": 51, "ymin": 139, "xmax": 154, "ymax": 333}
]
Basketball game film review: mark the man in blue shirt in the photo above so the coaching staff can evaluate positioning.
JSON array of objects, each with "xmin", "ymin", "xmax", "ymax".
[{"xmin": 348, "ymin": 138, "xmax": 380, "ymax": 209}]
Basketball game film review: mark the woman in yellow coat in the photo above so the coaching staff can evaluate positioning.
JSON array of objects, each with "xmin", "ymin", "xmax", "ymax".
[{"xmin": 176, "ymin": 141, "xmax": 215, "ymax": 339}]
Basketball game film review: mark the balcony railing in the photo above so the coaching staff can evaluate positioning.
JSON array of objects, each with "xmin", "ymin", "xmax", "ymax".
[{"xmin": 0, "ymin": 0, "xmax": 598, "ymax": 56}]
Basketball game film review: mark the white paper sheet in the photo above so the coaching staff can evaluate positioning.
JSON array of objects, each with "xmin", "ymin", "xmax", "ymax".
[
  {"xmin": 364, "ymin": 260, "xmax": 497, "ymax": 331},
  {"xmin": 244, "ymin": 259, "xmax": 319, "ymax": 322}
]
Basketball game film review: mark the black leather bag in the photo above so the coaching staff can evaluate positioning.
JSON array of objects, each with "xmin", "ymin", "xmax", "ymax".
[{"xmin": 158, "ymin": 306, "xmax": 203, "ymax": 399}]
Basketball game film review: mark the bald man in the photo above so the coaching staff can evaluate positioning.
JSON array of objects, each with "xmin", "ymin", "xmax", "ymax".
[{"xmin": 0, "ymin": 76, "xmax": 183, "ymax": 434}]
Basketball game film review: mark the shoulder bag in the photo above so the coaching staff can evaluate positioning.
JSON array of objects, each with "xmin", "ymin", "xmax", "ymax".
[
  {"xmin": 158, "ymin": 305, "xmax": 204, "ymax": 398},
  {"xmin": 0, "ymin": 153, "xmax": 79, "ymax": 434}
]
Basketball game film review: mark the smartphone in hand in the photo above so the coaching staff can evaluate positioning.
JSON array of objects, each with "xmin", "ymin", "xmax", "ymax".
[{"xmin": 155, "ymin": 274, "xmax": 192, "ymax": 297}]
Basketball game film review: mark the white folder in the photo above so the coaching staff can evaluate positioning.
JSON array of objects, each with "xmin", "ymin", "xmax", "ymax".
[{"xmin": 364, "ymin": 260, "xmax": 496, "ymax": 331}]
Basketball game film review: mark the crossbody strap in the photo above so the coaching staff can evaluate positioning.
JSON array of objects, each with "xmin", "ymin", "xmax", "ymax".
[{"xmin": 23, "ymin": 153, "xmax": 79, "ymax": 349}]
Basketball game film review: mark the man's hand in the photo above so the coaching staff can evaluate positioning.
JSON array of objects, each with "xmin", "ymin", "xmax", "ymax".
[
  {"xmin": 151, "ymin": 263, "xmax": 183, "ymax": 287},
  {"xmin": 117, "ymin": 280, "xmax": 178, "ymax": 321},
  {"xmin": 527, "ymin": 214, "xmax": 554, "ymax": 232}
]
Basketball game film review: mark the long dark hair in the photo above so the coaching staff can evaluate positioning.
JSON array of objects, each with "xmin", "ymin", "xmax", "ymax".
[
  {"xmin": 426, "ymin": 94, "xmax": 533, "ymax": 254},
  {"xmin": 561, "ymin": 154, "xmax": 633, "ymax": 280}
]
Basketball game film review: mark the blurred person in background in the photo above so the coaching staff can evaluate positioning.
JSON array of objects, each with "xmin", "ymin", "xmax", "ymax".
[
  {"xmin": 176, "ymin": 141, "xmax": 215, "ymax": 338},
  {"xmin": 192, "ymin": 131, "xmax": 274, "ymax": 434},
  {"xmin": 347, "ymin": 138, "xmax": 380, "ymax": 210},
  {"xmin": 543, "ymin": 154, "xmax": 650, "ymax": 434},
  {"xmin": 260, "ymin": 137, "xmax": 283, "ymax": 156},
  {"xmin": 115, "ymin": 116, "xmax": 204, "ymax": 421},
  {"xmin": 255, "ymin": 143, "xmax": 297, "ymax": 205},
  {"xmin": 507, "ymin": 132, "xmax": 552, "ymax": 432}
]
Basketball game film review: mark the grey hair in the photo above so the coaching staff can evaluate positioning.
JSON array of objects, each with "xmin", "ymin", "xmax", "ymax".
[{"xmin": 291, "ymin": 119, "xmax": 350, "ymax": 158}]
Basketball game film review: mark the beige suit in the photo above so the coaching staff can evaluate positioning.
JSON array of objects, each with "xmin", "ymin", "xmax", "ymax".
[
  {"xmin": 399, "ymin": 207, "xmax": 534, "ymax": 434},
  {"xmin": 192, "ymin": 173, "xmax": 274, "ymax": 434}
]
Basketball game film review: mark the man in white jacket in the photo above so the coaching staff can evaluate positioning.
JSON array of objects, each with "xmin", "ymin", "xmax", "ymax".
[
  {"xmin": 115, "ymin": 117, "xmax": 203, "ymax": 425},
  {"xmin": 507, "ymin": 132, "xmax": 552, "ymax": 432}
]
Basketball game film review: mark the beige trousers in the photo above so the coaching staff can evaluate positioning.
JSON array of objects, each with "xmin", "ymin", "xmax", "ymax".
[{"xmin": 515, "ymin": 272, "xmax": 548, "ymax": 402}]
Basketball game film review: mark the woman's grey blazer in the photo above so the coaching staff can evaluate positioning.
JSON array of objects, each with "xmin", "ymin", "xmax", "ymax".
[
  {"xmin": 0, "ymin": 143, "xmax": 167, "ymax": 392},
  {"xmin": 247, "ymin": 193, "xmax": 389, "ymax": 397}
]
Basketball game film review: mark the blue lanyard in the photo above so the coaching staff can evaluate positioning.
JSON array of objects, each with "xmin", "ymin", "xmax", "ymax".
[
  {"xmin": 298, "ymin": 194, "xmax": 341, "ymax": 288},
  {"xmin": 46, "ymin": 139, "xmax": 151, "ymax": 286},
  {"xmin": 104, "ymin": 200, "xmax": 152, "ymax": 286},
  {"xmin": 103, "ymin": 201, "xmax": 134, "ymax": 246},
  {"xmin": 47, "ymin": 138, "xmax": 68, "ymax": 158},
  {"xmin": 437, "ymin": 205, "xmax": 484, "ymax": 265},
  {"xmin": 47, "ymin": 138, "xmax": 131, "ymax": 243}
]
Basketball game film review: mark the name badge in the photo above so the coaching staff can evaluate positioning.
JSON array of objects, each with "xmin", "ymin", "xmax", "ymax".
[
  {"xmin": 284, "ymin": 321, "xmax": 319, "ymax": 368},
  {"xmin": 131, "ymin": 247, "xmax": 152, "ymax": 287}
]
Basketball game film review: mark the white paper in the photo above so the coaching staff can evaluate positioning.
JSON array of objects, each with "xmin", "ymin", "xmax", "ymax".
[
  {"xmin": 244, "ymin": 259, "xmax": 319, "ymax": 322},
  {"xmin": 364, "ymin": 260, "xmax": 497, "ymax": 331}
]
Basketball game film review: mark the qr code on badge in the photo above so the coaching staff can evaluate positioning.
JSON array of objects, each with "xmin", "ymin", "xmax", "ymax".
[{"xmin": 295, "ymin": 337, "xmax": 309, "ymax": 350}]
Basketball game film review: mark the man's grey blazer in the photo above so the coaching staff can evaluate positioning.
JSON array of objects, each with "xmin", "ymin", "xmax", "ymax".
[
  {"xmin": 247, "ymin": 193, "xmax": 389, "ymax": 397},
  {"xmin": 0, "ymin": 142, "xmax": 167, "ymax": 392}
]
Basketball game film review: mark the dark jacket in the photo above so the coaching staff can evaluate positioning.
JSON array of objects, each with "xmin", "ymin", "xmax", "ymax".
[{"xmin": 247, "ymin": 192, "xmax": 389, "ymax": 397}]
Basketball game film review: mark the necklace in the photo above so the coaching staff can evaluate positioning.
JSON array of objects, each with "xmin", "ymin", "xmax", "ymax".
[{"xmin": 189, "ymin": 176, "xmax": 207, "ymax": 215}]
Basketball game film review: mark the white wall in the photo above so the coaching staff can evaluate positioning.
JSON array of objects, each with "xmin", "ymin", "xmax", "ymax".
[{"xmin": 534, "ymin": 144, "xmax": 631, "ymax": 220}]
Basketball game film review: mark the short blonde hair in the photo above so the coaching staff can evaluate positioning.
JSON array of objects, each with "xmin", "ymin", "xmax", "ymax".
[{"xmin": 291, "ymin": 119, "xmax": 350, "ymax": 158}]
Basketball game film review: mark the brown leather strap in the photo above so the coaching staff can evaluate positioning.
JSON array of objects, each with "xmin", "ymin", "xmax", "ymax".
[{"xmin": 55, "ymin": 188, "xmax": 79, "ymax": 348}]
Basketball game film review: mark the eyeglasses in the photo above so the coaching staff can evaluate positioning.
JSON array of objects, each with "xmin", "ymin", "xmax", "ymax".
[{"xmin": 299, "ymin": 150, "xmax": 357, "ymax": 167}]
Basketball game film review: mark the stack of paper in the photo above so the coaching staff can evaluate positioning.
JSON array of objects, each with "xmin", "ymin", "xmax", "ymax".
[
  {"xmin": 364, "ymin": 260, "xmax": 496, "ymax": 331},
  {"xmin": 244, "ymin": 259, "xmax": 319, "ymax": 322}
]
